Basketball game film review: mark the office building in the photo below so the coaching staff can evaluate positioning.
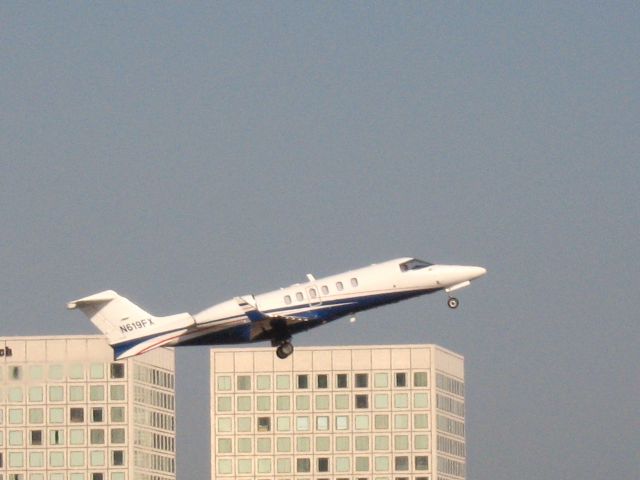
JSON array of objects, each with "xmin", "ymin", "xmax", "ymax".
[
  {"xmin": 0, "ymin": 336, "xmax": 176, "ymax": 480},
  {"xmin": 211, "ymin": 344, "xmax": 466, "ymax": 480}
]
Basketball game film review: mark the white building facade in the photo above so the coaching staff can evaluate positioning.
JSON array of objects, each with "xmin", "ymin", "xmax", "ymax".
[
  {"xmin": 211, "ymin": 345, "xmax": 466, "ymax": 480},
  {"xmin": 0, "ymin": 336, "xmax": 176, "ymax": 480}
]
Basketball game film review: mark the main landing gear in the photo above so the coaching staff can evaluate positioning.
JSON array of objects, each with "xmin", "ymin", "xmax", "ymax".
[
  {"xmin": 447, "ymin": 297, "xmax": 460, "ymax": 309},
  {"xmin": 276, "ymin": 340, "xmax": 294, "ymax": 359}
]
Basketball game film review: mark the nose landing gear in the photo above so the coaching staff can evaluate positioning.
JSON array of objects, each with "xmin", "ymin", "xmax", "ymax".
[
  {"xmin": 276, "ymin": 340, "xmax": 294, "ymax": 359},
  {"xmin": 447, "ymin": 297, "xmax": 459, "ymax": 309}
]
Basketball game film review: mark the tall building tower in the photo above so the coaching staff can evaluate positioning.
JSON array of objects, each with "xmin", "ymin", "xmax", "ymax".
[
  {"xmin": 0, "ymin": 336, "xmax": 176, "ymax": 480},
  {"xmin": 210, "ymin": 345, "xmax": 466, "ymax": 480}
]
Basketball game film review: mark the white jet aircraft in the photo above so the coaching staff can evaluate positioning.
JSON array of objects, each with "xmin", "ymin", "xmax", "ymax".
[{"xmin": 68, "ymin": 257, "xmax": 486, "ymax": 360}]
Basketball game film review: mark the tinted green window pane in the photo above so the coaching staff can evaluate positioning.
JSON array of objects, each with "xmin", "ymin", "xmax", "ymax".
[
  {"xmin": 237, "ymin": 396, "xmax": 251, "ymax": 411},
  {"xmin": 69, "ymin": 364, "xmax": 84, "ymax": 379},
  {"xmin": 29, "ymin": 408, "xmax": 43, "ymax": 423},
  {"xmin": 414, "ymin": 413, "xmax": 428, "ymax": 428},
  {"xmin": 237, "ymin": 458, "xmax": 252, "ymax": 473},
  {"xmin": 315, "ymin": 394, "xmax": 330, "ymax": 410},
  {"xmin": 29, "ymin": 451, "xmax": 44, "ymax": 467},
  {"xmin": 296, "ymin": 436, "xmax": 310, "ymax": 452},
  {"xmin": 335, "ymin": 394, "xmax": 349, "ymax": 409},
  {"xmin": 276, "ymin": 374, "xmax": 290, "ymax": 389},
  {"xmin": 217, "ymin": 438, "xmax": 232, "ymax": 453},
  {"xmin": 29, "ymin": 365, "xmax": 44, "ymax": 380},
  {"xmin": 355, "ymin": 435, "xmax": 369, "ymax": 450},
  {"xmin": 356, "ymin": 456, "xmax": 369, "ymax": 471},
  {"xmin": 237, "ymin": 417, "xmax": 251, "ymax": 431},
  {"xmin": 394, "ymin": 434, "xmax": 409, "ymax": 450},
  {"xmin": 414, "ymin": 434, "xmax": 429, "ymax": 449},
  {"xmin": 49, "ymin": 451, "xmax": 65, "ymax": 466},
  {"xmin": 316, "ymin": 436, "xmax": 330, "ymax": 451},
  {"xmin": 257, "ymin": 458, "xmax": 271, "ymax": 473},
  {"xmin": 8, "ymin": 387, "xmax": 23, "ymax": 402},
  {"xmin": 217, "ymin": 417, "xmax": 232, "ymax": 432},
  {"xmin": 335, "ymin": 436, "xmax": 350, "ymax": 451},
  {"xmin": 375, "ymin": 435, "xmax": 389, "ymax": 450},
  {"xmin": 90, "ymin": 364, "xmax": 104, "ymax": 379},
  {"xmin": 237, "ymin": 437, "xmax": 252, "ymax": 453},
  {"xmin": 257, "ymin": 437, "xmax": 271, "ymax": 452},
  {"xmin": 336, "ymin": 457, "xmax": 350, "ymax": 472},
  {"xmin": 49, "ymin": 408, "xmax": 64, "ymax": 423},
  {"xmin": 70, "ymin": 429, "xmax": 85, "ymax": 445},
  {"xmin": 414, "ymin": 392, "xmax": 428, "ymax": 408},
  {"xmin": 414, "ymin": 371, "xmax": 428, "ymax": 387},
  {"xmin": 375, "ymin": 394, "xmax": 389, "ymax": 408},
  {"xmin": 49, "ymin": 386, "xmax": 64, "ymax": 401},
  {"xmin": 276, "ymin": 395, "xmax": 290, "ymax": 411},
  {"xmin": 256, "ymin": 374, "xmax": 271, "ymax": 390},
  {"xmin": 375, "ymin": 455, "xmax": 390, "ymax": 471},
  {"xmin": 276, "ymin": 437, "xmax": 291, "ymax": 452},
  {"xmin": 394, "ymin": 414, "xmax": 409, "ymax": 429},
  {"xmin": 70, "ymin": 451, "xmax": 85, "ymax": 466},
  {"xmin": 29, "ymin": 387, "xmax": 43, "ymax": 402},
  {"xmin": 69, "ymin": 386, "xmax": 84, "ymax": 401},
  {"xmin": 394, "ymin": 393, "xmax": 408, "ymax": 408},
  {"xmin": 90, "ymin": 450, "xmax": 105, "ymax": 466},
  {"xmin": 48, "ymin": 365, "xmax": 64, "ymax": 380},
  {"xmin": 237, "ymin": 375, "xmax": 251, "ymax": 390},
  {"xmin": 256, "ymin": 395, "xmax": 271, "ymax": 411},
  {"xmin": 110, "ymin": 385, "xmax": 125, "ymax": 401},
  {"xmin": 296, "ymin": 395, "xmax": 310, "ymax": 410},
  {"xmin": 217, "ymin": 396, "xmax": 231, "ymax": 412},
  {"xmin": 374, "ymin": 372, "xmax": 389, "ymax": 388},
  {"xmin": 218, "ymin": 459, "xmax": 232, "ymax": 474},
  {"xmin": 90, "ymin": 386, "xmax": 104, "ymax": 401},
  {"xmin": 217, "ymin": 375, "xmax": 231, "ymax": 391}
]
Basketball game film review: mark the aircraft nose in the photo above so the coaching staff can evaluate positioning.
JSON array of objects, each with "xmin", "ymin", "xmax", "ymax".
[
  {"xmin": 466, "ymin": 267, "xmax": 487, "ymax": 280},
  {"xmin": 469, "ymin": 266, "xmax": 487, "ymax": 279}
]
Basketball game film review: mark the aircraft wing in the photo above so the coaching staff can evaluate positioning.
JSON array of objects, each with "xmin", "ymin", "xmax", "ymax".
[{"xmin": 234, "ymin": 296, "xmax": 311, "ymax": 327}]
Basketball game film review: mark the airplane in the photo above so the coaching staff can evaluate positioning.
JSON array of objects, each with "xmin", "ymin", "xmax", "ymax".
[{"xmin": 68, "ymin": 257, "xmax": 486, "ymax": 360}]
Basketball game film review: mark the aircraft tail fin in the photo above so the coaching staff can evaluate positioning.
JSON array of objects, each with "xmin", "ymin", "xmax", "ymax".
[{"xmin": 67, "ymin": 290, "xmax": 194, "ymax": 360}]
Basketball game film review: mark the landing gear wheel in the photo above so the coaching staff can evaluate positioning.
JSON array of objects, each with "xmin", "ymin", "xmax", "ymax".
[
  {"xmin": 447, "ymin": 297, "xmax": 459, "ymax": 309},
  {"xmin": 276, "ymin": 341, "xmax": 294, "ymax": 359}
]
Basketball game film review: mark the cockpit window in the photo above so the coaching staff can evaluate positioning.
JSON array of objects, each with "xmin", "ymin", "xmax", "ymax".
[{"xmin": 399, "ymin": 259, "xmax": 433, "ymax": 272}]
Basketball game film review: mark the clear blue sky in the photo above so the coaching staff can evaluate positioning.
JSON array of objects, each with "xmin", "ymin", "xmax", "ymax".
[{"xmin": 2, "ymin": 3, "xmax": 638, "ymax": 479}]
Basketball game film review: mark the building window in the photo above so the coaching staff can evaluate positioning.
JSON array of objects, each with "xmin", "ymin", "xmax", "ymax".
[
  {"xmin": 316, "ymin": 415, "xmax": 330, "ymax": 430},
  {"xmin": 415, "ymin": 455, "xmax": 429, "ymax": 470},
  {"xmin": 92, "ymin": 407, "xmax": 104, "ymax": 422},
  {"xmin": 297, "ymin": 458, "xmax": 311, "ymax": 472},
  {"xmin": 112, "ymin": 450, "xmax": 124, "ymax": 466},
  {"xmin": 336, "ymin": 415, "xmax": 349, "ymax": 430},
  {"xmin": 355, "ymin": 373, "xmax": 368, "ymax": 388},
  {"xmin": 257, "ymin": 417, "xmax": 271, "ymax": 432},
  {"xmin": 355, "ymin": 394, "xmax": 369, "ymax": 408},
  {"xmin": 30, "ymin": 430, "xmax": 43, "ymax": 445},
  {"xmin": 375, "ymin": 414, "xmax": 389, "ymax": 429},
  {"xmin": 395, "ymin": 456, "xmax": 409, "ymax": 471},
  {"xmin": 336, "ymin": 373, "xmax": 348, "ymax": 388},
  {"xmin": 297, "ymin": 374, "xmax": 309, "ymax": 389},
  {"xmin": 91, "ymin": 474, "xmax": 104, "ymax": 480},
  {"xmin": 110, "ymin": 363, "xmax": 124, "ymax": 378},
  {"xmin": 318, "ymin": 458, "xmax": 329, "ymax": 472},
  {"xmin": 317, "ymin": 374, "xmax": 328, "ymax": 388},
  {"xmin": 70, "ymin": 407, "xmax": 84, "ymax": 423},
  {"xmin": 256, "ymin": 374, "xmax": 271, "ymax": 390},
  {"xmin": 414, "ymin": 371, "xmax": 428, "ymax": 387},
  {"xmin": 395, "ymin": 372, "xmax": 407, "ymax": 387},
  {"xmin": 110, "ymin": 406, "xmax": 125, "ymax": 422},
  {"xmin": 111, "ymin": 428, "xmax": 125, "ymax": 443},
  {"xmin": 90, "ymin": 429, "xmax": 104, "ymax": 444},
  {"xmin": 237, "ymin": 375, "xmax": 251, "ymax": 390}
]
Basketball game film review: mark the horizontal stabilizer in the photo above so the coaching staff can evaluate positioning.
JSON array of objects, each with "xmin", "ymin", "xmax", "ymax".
[{"xmin": 68, "ymin": 290, "xmax": 194, "ymax": 359}]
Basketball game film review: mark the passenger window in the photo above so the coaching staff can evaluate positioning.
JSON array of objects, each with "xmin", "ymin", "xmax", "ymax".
[
  {"xmin": 336, "ymin": 281, "xmax": 344, "ymax": 291},
  {"xmin": 284, "ymin": 295, "xmax": 292, "ymax": 305},
  {"xmin": 296, "ymin": 292, "xmax": 304, "ymax": 301},
  {"xmin": 351, "ymin": 278, "xmax": 358, "ymax": 287},
  {"xmin": 321, "ymin": 285, "xmax": 329, "ymax": 295},
  {"xmin": 309, "ymin": 288, "xmax": 317, "ymax": 298}
]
